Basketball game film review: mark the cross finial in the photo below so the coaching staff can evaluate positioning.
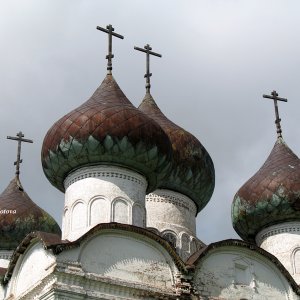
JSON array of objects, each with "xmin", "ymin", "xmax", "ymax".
[
  {"xmin": 7, "ymin": 131, "xmax": 33, "ymax": 178},
  {"xmin": 96, "ymin": 24, "xmax": 124, "ymax": 75},
  {"xmin": 134, "ymin": 44, "xmax": 162, "ymax": 93},
  {"xmin": 263, "ymin": 90, "xmax": 288, "ymax": 138}
]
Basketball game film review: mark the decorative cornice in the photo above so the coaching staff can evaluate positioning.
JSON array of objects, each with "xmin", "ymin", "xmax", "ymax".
[
  {"xmin": 146, "ymin": 189, "xmax": 197, "ymax": 215},
  {"xmin": 64, "ymin": 165, "xmax": 147, "ymax": 190},
  {"xmin": 0, "ymin": 250, "xmax": 13, "ymax": 261},
  {"xmin": 256, "ymin": 221, "xmax": 300, "ymax": 246}
]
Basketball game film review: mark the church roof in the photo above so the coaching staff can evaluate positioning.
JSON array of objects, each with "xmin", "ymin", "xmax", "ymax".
[
  {"xmin": 232, "ymin": 137, "xmax": 300, "ymax": 242},
  {"xmin": 42, "ymin": 75, "xmax": 172, "ymax": 193},
  {"xmin": 0, "ymin": 177, "xmax": 61, "ymax": 250},
  {"xmin": 138, "ymin": 92, "xmax": 215, "ymax": 212}
]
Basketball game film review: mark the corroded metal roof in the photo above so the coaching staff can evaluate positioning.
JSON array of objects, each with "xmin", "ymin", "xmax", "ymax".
[
  {"xmin": 138, "ymin": 92, "xmax": 215, "ymax": 213},
  {"xmin": 42, "ymin": 75, "xmax": 172, "ymax": 193},
  {"xmin": 232, "ymin": 138, "xmax": 300, "ymax": 242},
  {"xmin": 0, "ymin": 177, "xmax": 61, "ymax": 250}
]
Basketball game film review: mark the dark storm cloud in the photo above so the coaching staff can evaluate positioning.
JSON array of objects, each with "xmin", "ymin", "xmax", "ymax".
[{"xmin": 0, "ymin": 1, "xmax": 299, "ymax": 243}]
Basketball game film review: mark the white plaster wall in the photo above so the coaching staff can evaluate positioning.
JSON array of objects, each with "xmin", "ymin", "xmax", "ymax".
[
  {"xmin": 57, "ymin": 230, "xmax": 178, "ymax": 291},
  {"xmin": 256, "ymin": 221, "xmax": 300, "ymax": 284},
  {"xmin": 0, "ymin": 250, "xmax": 13, "ymax": 268},
  {"xmin": 193, "ymin": 246, "xmax": 297, "ymax": 300},
  {"xmin": 63, "ymin": 165, "xmax": 147, "ymax": 241},
  {"xmin": 146, "ymin": 189, "xmax": 201, "ymax": 261},
  {"xmin": 8, "ymin": 242, "xmax": 56, "ymax": 299}
]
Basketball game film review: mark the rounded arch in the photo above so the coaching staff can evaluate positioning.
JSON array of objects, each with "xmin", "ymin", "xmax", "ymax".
[
  {"xmin": 179, "ymin": 232, "xmax": 190, "ymax": 252},
  {"xmin": 162, "ymin": 230, "xmax": 177, "ymax": 249},
  {"xmin": 88, "ymin": 196, "xmax": 110, "ymax": 226},
  {"xmin": 63, "ymin": 207, "xmax": 70, "ymax": 235},
  {"xmin": 111, "ymin": 197, "xmax": 131, "ymax": 224},
  {"xmin": 71, "ymin": 199, "xmax": 87, "ymax": 231},
  {"xmin": 291, "ymin": 245, "xmax": 300, "ymax": 274}
]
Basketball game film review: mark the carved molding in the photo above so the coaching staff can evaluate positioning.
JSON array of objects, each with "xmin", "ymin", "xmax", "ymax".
[
  {"xmin": 146, "ymin": 190, "xmax": 197, "ymax": 214},
  {"xmin": 64, "ymin": 165, "xmax": 147, "ymax": 190},
  {"xmin": 256, "ymin": 222, "xmax": 300, "ymax": 246}
]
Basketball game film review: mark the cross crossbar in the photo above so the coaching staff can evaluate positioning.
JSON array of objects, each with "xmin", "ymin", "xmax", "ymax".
[
  {"xmin": 96, "ymin": 24, "xmax": 124, "ymax": 74},
  {"xmin": 7, "ymin": 131, "xmax": 33, "ymax": 177},
  {"xmin": 134, "ymin": 44, "xmax": 162, "ymax": 92},
  {"xmin": 263, "ymin": 90, "xmax": 288, "ymax": 138}
]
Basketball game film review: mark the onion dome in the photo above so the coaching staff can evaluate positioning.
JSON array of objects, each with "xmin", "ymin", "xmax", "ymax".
[
  {"xmin": 138, "ymin": 92, "xmax": 215, "ymax": 212},
  {"xmin": 41, "ymin": 75, "xmax": 172, "ymax": 193},
  {"xmin": 0, "ymin": 177, "xmax": 61, "ymax": 250},
  {"xmin": 232, "ymin": 137, "xmax": 300, "ymax": 242}
]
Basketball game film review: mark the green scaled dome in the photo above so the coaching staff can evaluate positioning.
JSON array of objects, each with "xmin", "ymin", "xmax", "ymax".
[
  {"xmin": 138, "ymin": 92, "xmax": 215, "ymax": 213},
  {"xmin": 232, "ymin": 138, "xmax": 300, "ymax": 242},
  {"xmin": 0, "ymin": 177, "xmax": 61, "ymax": 250},
  {"xmin": 41, "ymin": 75, "xmax": 172, "ymax": 193}
]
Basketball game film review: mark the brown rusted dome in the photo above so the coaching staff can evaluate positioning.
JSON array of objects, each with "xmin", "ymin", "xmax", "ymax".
[
  {"xmin": 232, "ymin": 138, "xmax": 300, "ymax": 242},
  {"xmin": 138, "ymin": 92, "xmax": 215, "ymax": 213},
  {"xmin": 0, "ymin": 177, "xmax": 61, "ymax": 250},
  {"xmin": 42, "ymin": 75, "xmax": 172, "ymax": 192}
]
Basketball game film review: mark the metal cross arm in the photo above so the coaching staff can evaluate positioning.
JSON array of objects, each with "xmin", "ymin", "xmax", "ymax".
[
  {"xmin": 134, "ymin": 44, "xmax": 162, "ymax": 93},
  {"xmin": 263, "ymin": 93, "xmax": 287, "ymax": 103},
  {"xmin": 7, "ymin": 131, "xmax": 33, "ymax": 177},
  {"xmin": 96, "ymin": 24, "xmax": 124, "ymax": 74},
  {"xmin": 263, "ymin": 90, "xmax": 288, "ymax": 138},
  {"xmin": 134, "ymin": 45, "xmax": 162, "ymax": 58}
]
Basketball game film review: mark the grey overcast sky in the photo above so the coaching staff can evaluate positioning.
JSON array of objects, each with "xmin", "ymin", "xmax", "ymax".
[{"xmin": 0, "ymin": 1, "xmax": 299, "ymax": 244}]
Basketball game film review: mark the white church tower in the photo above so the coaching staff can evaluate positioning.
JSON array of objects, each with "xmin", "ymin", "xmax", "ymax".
[
  {"xmin": 41, "ymin": 26, "xmax": 173, "ymax": 242},
  {"xmin": 135, "ymin": 44, "xmax": 215, "ymax": 261},
  {"xmin": 232, "ymin": 90, "xmax": 300, "ymax": 284}
]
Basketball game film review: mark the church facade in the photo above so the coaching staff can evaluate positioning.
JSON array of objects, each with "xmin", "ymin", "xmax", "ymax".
[{"xmin": 0, "ymin": 25, "xmax": 300, "ymax": 300}]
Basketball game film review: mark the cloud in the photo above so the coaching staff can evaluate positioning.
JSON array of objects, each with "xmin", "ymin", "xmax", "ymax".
[{"xmin": 0, "ymin": 1, "xmax": 299, "ymax": 244}]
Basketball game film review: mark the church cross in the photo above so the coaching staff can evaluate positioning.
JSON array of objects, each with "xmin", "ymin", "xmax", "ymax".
[
  {"xmin": 7, "ymin": 131, "xmax": 33, "ymax": 177},
  {"xmin": 96, "ymin": 24, "xmax": 124, "ymax": 75},
  {"xmin": 263, "ymin": 90, "xmax": 288, "ymax": 138},
  {"xmin": 134, "ymin": 44, "xmax": 162, "ymax": 93}
]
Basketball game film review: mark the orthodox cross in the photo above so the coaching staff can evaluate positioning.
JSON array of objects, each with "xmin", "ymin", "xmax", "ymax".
[
  {"xmin": 134, "ymin": 44, "xmax": 162, "ymax": 93},
  {"xmin": 96, "ymin": 24, "xmax": 124, "ymax": 75},
  {"xmin": 7, "ymin": 131, "xmax": 33, "ymax": 178},
  {"xmin": 263, "ymin": 90, "xmax": 287, "ymax": 138}
]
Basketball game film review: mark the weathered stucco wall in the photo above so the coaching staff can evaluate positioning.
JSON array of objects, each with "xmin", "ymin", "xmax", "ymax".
[
  {"xmin": 7, "ymin": 242, "xmax": 56, "ymax": 299},
  {"xmin": 58, "ymin": 230, "xmax": 178, "ymax": 292},
  {"xmin": 256, "ymin": 221, "xmax": 300, "ymax": 285},
  {"xmin": 146, "ymin": 189, "xmax": 202, "ymax": 261},
  {"xmin": 192, "ymin": 246, "xmax": 297, "ymax": 300}
]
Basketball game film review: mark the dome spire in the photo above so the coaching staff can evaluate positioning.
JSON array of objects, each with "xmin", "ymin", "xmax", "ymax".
[
  {"xmin": 263, "ymin": 90, "xmax": 288, "ymax": 138},
  {"xmin": 134, "ymin": 44, "xmax": 161, "ymax": 93},
  {"xmin": 96, "ymin": 24, "xmax": 124, "ymax": 75},
  {"xmin": 7, "ymin": 131, "xmax": 33, "ymax": 187}
]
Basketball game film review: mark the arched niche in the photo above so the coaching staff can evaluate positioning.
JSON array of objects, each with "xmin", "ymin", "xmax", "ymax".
[
  {"xmin": 71, "ymin": 200, "xmax": 86, "ymax": 231},
  {"xmin": 112, "ymin": 198, "xmax": 130, "ymax": 224},
  {"xmin": 89, "ymin": 197, "xmax": 109, "ymax": 226}
]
